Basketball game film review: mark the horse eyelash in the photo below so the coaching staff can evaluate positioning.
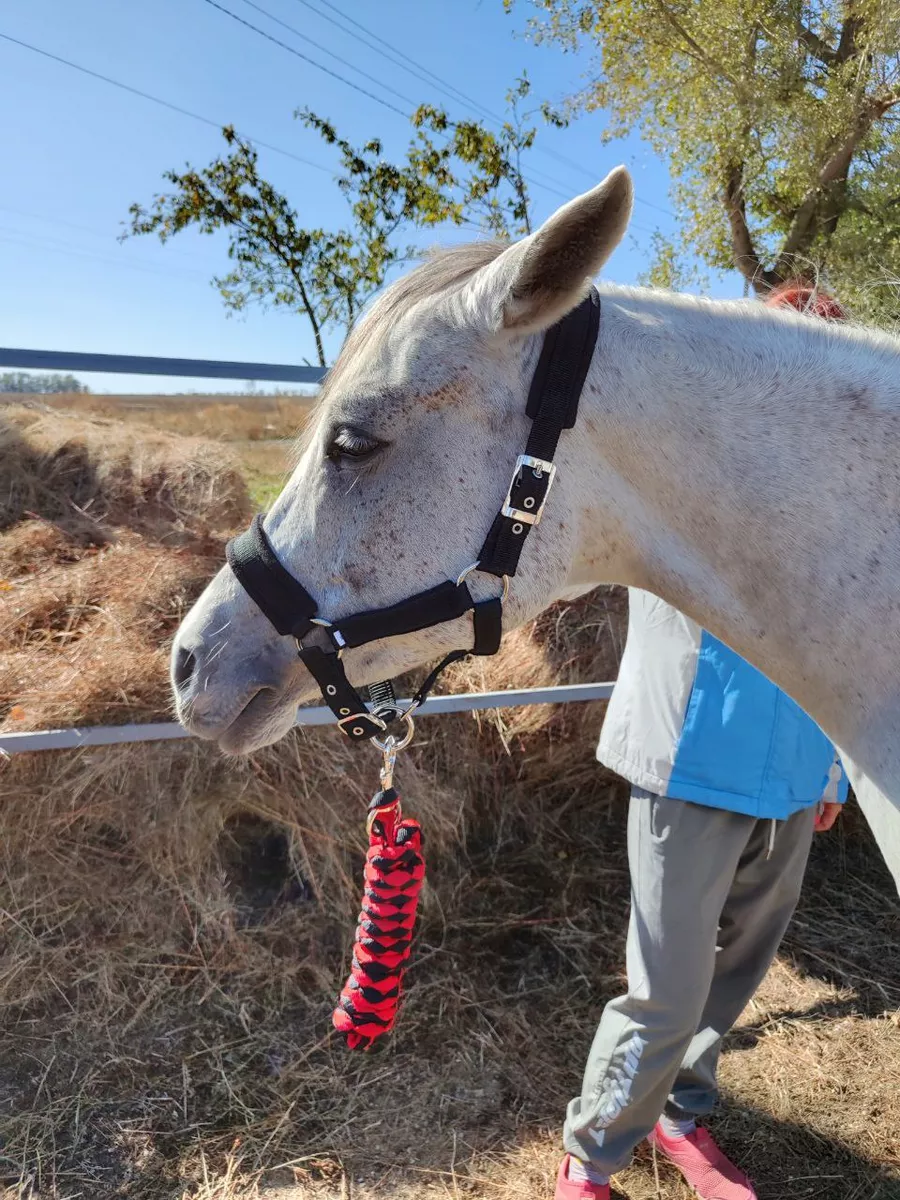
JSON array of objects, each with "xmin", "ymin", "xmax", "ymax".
[
  {"xmin": 326, "ymin": 427, "xmax": 380, "ymax": 459},
  {"xmin": 338, "ymin": 432, "xmax": 375, "ymax": 455}
]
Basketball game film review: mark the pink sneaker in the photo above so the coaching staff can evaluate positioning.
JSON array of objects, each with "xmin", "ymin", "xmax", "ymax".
[
  {"xmin": 648, "ymin": 1124, "xmax": 757, "ymax": 1200},
  {"xmin": 554, "ymin": 1155, "xmax": 610, "ymax": 1200}
]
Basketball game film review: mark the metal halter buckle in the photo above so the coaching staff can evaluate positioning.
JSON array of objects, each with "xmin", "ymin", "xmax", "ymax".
[{"xmin": 501, "ymin": 454, "xmax": 557, "ymax": 526}]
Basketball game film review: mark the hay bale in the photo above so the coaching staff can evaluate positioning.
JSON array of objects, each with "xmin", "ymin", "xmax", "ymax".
[
  {"xmin": 0, "ymin": 405, "xmax": 630, "ymax": 1191},
  {"xmin": 0, "ymin": 405, "xmax": 248, "ymax": 538},
  {"xmin": 0, "ymin": 407, "xmax": 252, "ymax": 732}
]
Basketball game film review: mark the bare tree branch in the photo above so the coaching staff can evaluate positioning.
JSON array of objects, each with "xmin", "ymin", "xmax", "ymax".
[
  {"xmin": 774, "ymin": 92, "xmax": 900, "ymax": 276},
  {"xmin": 796, "ymin": 3, "xmax": 861, "ymax": 66},
  {"xmin": 836, "ymin": 7, "xmax": 864, "ymax": 63},
  {"xmin": 796, "ymin": 20, "xmax": 837, "ymax": 65},
  {"xmin": 723, "ymin": 162, "xmax": 779, "ymax": 293}
]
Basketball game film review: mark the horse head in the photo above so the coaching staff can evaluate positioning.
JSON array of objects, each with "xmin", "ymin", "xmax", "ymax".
[{"xmin": 171, "ymin": 167, "xmax": 633, "ymax": 752}]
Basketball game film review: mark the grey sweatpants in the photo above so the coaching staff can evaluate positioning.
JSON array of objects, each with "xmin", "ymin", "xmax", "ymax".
[{"xmin": 564, "ymin": 788, "xmax": 816, "ymax": 1175}]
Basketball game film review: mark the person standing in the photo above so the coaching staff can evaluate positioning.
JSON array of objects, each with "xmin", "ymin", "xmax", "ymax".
[{"xmin": 556, "ymin": 284, "xmax": 849, "ymax": 1200}]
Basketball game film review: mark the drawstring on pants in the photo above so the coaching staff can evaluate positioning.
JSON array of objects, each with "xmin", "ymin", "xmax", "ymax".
[{"xmin": 766, "ymin": 818, "xmax": 778, "ymax": 860}]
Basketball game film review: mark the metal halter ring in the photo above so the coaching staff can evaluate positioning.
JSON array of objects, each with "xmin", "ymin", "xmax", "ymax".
[
  {"xmin": 296, "ymin": 616, "xmax": 344, "ymax": 658},
  {"xmin": 372, "ymin": 712, "xmax": 416, "ymax": 753},
  {"xmin": 456, "ymin": 562, "xmax": 510, "ymax": 604}
]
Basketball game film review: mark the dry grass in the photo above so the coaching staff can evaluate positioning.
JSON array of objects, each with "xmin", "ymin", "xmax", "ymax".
[
  {"xmin": 20, "ymin": 392, "xmax": 316, "ymax": 442},
  {"xmin": 0, "ymin": 405, "xmax": 250, "ymax": 730},
  {"xmin": 0, "ymin": 404, "xmax": 249, "ymax": 539},
  {"xmin": 1, "ymin": 406, "xmax": 899, "ymax": 1200},
  {"xmin": 4, "ymin": 390, "xmax": 312, "ymax": 511}
]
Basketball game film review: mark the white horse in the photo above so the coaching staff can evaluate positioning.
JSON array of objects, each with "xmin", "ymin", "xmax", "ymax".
[{"xmin": 172, "ymin": 167, "xmax": 900, "ymax": 890}]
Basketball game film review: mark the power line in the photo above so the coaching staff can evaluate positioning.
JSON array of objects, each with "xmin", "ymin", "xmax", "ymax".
[
  {"xmin": 201, "ymin": 0, "xmax": 632, "ymax": 215},
  {"xmin": 200, "ymin": 0, "xmax": 410, "ymax": 118},
  {"xmin": 0, "ymin": 204, "xmax": 214, "ymax": 267},
  {"xmin": 0, "ymin": 229, "xmax": 211, "ymax": 283},
  {"xmin": 203, "ymin": 0, "xmax": 666, "ymax": 228},
  {"xmin": 537, "ymin": 144, "xmax": 675, "ymax": 216},
  {"xmin": 285, "ymin": 0, "xmax": 675, "ymax": 219},
  {"xmin": 0, "ymin": 25, "xmax": 657, "ymax": 241},
  {"xmin": 282, "ymin": 0, "xmax": 599, "ymax": 200},
  {"xmin": 287, "ymin": 0, "xmax": 506, "ymax": 126},
  {"xmin": 0, "ymin": 204, "xmax": 128, "ymax": 244},
  {"xmin": 235, "ymin": 0, "xmax": 418, "ymax": 109},
  {"xmin": 283, "ymin": 0, "xmax": 598, "ymax": 195},
  {"xmin": 200, "ymin": 0, "xmax": 584, "ymax": 206},
  {"xmin": 0, "ymin": 30, "xmax": 333, "ymax": 175}
]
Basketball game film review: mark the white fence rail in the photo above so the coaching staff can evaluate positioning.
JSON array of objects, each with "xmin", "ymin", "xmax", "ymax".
[
  {"xmin": 0, "ymin": 684, "xmax": 615, "ymax": 756},
  {"xmin": 1, "ymin": 349, "xmax": 615, "ymax": 757}
]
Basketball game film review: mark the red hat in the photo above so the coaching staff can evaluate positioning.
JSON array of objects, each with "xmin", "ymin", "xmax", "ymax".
[{"xmin": 765, "ymin": 281, "xmax": 847, "ymax": 321}]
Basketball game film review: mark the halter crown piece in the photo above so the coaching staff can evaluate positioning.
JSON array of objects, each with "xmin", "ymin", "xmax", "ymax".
[{"xmin": 225, "ymin": 287, "xmax": 601, "ymax": 1048}]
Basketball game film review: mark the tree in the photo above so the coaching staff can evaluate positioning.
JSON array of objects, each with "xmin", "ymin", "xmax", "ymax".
[
  {"xmin": 0, "ymin": 372, "xmax": 89, "ymax": 394},
  {"xmin": 511, "ymin": 1, "xmax": 900, "ymax": 318},
  {"xmin": 408, "ymin": 74, "xmax": 538, "ymax": 236},
  {"xmin": 125, "ymin": 79, "xmax": 539, "ymax": 365}
]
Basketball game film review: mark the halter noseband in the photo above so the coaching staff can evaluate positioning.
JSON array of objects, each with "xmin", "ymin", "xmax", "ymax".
[{"xmin": 226, "ymin": 287, "xmax": 601, "ymax": 743}]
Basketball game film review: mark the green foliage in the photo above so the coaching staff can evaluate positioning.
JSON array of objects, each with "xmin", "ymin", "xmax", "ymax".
[
  {"xmin": 243, "ymin": 464, "xmax": 287, "ymax": 512},
  {"xmin": 126, "ymin": 128, "xmax": 367, "ymax": 367},
  {"xmin": 514, "ymin": 0, "xmax": 900, "ymax": 318},
  {"xmin": 411, "ymin": 74, "xmax": 537, "ymax": 236},
  {"xmin": 126, "ymin": 80, "xmax": 539, "ymax": 364},
  {"xmin": 637, "ymin": 232, "xmax": 709, "ymax": 292},
  {"xmin": 0, "ymin": 372, "xmax": 89, "ymax": 394},
  {"xmin": 301, "ymin": 75, "xmax": 537, "ymax": 238}
]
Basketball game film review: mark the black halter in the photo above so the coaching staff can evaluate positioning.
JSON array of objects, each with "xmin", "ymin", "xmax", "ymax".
[{"xmin": 226, "ymin": 288, "xmax": 601, "ymax": 743}]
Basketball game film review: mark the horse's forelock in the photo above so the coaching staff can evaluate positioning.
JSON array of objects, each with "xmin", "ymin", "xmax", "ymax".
[
  {"xmin": 293, "ymin": 241, "xmax": 509, "ymax": 456},
  {"xmin": 325, "ymin": 241, "xmax": 508, "ymax": 387}
]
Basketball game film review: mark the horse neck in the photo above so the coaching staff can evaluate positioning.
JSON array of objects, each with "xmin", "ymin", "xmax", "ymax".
[{"xmin": 567, "ymin": 285, "xmax": 900, "ymax": 750}]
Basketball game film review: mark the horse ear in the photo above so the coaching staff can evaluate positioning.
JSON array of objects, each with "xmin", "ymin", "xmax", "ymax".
[{"xmin": 461, "ymin": 166, "xmax": 633, "ymax": 335}]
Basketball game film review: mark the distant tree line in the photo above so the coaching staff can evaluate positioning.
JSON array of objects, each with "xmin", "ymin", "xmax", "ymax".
[{"xmin": 0, "ymin": 372, "xmax": 90, "ymax": 394}]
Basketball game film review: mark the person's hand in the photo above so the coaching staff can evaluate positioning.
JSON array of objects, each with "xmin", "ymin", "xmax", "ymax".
[{"xmin": 815, "ymin": 801, "xmax": 842, "ymax": 832}]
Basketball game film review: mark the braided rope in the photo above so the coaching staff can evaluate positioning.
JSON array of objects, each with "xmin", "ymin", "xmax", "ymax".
[{"xmin": 332, "ymin": 788, "xmax": 425, "ymax": 1049}]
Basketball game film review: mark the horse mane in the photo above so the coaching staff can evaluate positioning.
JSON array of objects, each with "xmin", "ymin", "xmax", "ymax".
[
  {"xmin": 377, "ymin": 241, "xmax": 508, "ymax": 312},
  {"xmin": 321, "ymin": 242, "xmax": 507, "ymax": 392}
]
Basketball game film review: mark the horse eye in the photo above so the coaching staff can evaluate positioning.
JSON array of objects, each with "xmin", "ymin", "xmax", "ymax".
[{"xmin": 326, "ymin": 427, "xmax": 381, "ymax": 462}]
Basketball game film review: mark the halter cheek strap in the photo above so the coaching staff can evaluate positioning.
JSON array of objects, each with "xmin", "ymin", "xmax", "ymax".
[
  {"xmin": 226, "ymin": 514, "xmax": 317, "ymax": 638},
  {"xmin": 225, "ymin": 286, "xmax": 600, "ymax": 742},
  {"xmin": 478, "ymin": 288, "xmax": 600, "ymax": 578}
]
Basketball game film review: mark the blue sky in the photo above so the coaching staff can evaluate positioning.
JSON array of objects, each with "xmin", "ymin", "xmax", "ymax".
[{"xmin": 1, "ymin": 0, "xmax": 729, "ymax": 392}]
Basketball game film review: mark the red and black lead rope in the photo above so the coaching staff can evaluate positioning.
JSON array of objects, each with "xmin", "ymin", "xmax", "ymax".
[{"xmin": 332, "ymin": 787, "xmax": 425, "ymax": 1049}]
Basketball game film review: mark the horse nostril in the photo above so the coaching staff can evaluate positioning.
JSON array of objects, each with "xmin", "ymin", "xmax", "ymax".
[{"xmin": 174, "ymin": 646, "xmax": 197, "ymax": 691}]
